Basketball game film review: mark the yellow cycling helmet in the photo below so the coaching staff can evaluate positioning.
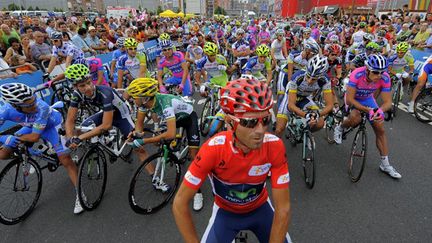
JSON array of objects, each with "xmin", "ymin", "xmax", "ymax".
[
  {"xmin": 65, "ymin": 64, "xmax": 90, "ymax": 84},
  {"xmin": 159, "ymin": 33, "xmax": 170, "ymax": 41},
  {"xmin": 256, "ymin": 44, "xmax": 270, "ymax": 57},
  {"xmin": 124, "ymin": 38, "xmax": 138, "ymax": 48},
  {"xmin": 396, "ymin": 42, "xmax": 409, "ymax": 53},
  {"xmin": 127, "ymin": 78, "xmax": 159, "ymax": 98},
  {"xmin": 203, "ymin": 42, "xmax": 218, "ymax": 55}
]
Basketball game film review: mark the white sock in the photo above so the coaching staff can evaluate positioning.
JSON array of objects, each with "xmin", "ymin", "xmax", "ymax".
[{"xmin": 381, "ymin": 156, "xmax": 390, "ymax": 167}]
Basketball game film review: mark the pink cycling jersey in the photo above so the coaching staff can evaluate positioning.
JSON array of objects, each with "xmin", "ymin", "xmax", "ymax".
[
  {"xmin": 88, "ymin": 58, "xmax": 109, "ymax": 86},
  {"xmin": 348, "ymin": 66, "xmax": 391, "ymax": 100},
  {"xmin": 157, "ymin": 51, "xmax": 185, "ymax": 78}
]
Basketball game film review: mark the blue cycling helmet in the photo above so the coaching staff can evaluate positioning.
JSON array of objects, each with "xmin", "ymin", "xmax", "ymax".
[
  {"xmin": 365, "ymin": 54, "xmax": 388, "ymax": 71},
  {"xmin": 159, "ymin": 39, "xmax": 173, "ymax": 49}
]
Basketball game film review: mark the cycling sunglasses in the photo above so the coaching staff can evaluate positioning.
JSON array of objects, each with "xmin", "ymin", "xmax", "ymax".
[
  {"xmin": 127, "ymin": 47, "xmax": 137, "ymax": 51},
  {"xmin": 16, "ymin": 98, "xmax": 36, "ymax": 108},
  {"xmin": 232, "ymin": 115, "xmax": 272, "ymax": 128},
  {"xmin": 371, "ymin": 70, "xmax": 384, "ymax": 75},
  {"xmin": 162, "ymin": 48, "xmax": 172, "ymax": 52}
]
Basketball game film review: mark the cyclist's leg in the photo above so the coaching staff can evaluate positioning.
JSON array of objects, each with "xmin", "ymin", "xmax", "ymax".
[
  {"xmin": 182, "ymin": 76, "xmax": 194, "ymax": 97},
  {"xmin": 81, "ymin": 111, "xmax": 103, "ymax": 127},
  {"xmin": 250, "ymin": 200, "xmax": 292, "ymax": 243},
  {"xmin": 42, "ymin": 123, "xmax": 78, "ymax": 187},
  {"xmin": 201, "ymin": 204, "xmax": 241, "ymax": 243},
  {"xmin": 275, "ymin": 93, "xmax": 289, "ymax": 137},
  {"xmin": 176, "ymin": 111, "xmax": 200, "ymax": 159},
  {"xmin": 208, "ymin": 110, "xmax": 225, "ymax": 137}
]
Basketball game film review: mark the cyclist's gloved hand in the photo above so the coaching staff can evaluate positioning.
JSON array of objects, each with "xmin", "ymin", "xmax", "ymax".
[
  {"xmin": 395, "ymin": 73, "xmax": 402, "ymax": 79},
  {"xmin": 199, "ymin": 85, "xmax": 207, "ymax": 94},
  {"xmin": 0, "ymin": 135, "xmax": 20, "ymax": 147},
  {"xmin": 131, "ymin": 131, "xmax": 145, "ymax": 139},
  {"xmin": 305, "ymin": 111, "xmax": 319, "ymax": 122},
  {"xmin": 402, "ymin": 71, "xmax": 409, "ymax": 79},
  {"xmin": 132, "ymin": 139, "xmax": 145, "ymax": 148},
  {"xmin": 218, "ymin": 65, "xmax": 227, "ymax": 71},
  {"xmin": 374, "ymin": 108, "xmax": 385, "ymax": 121},
  {"xmin": 66, "ymin": 137, "xmax": 82, "ymax": 148},
  {"xmin": 159, "ymin": 85, "xmax": 168, "ymax": 94}
]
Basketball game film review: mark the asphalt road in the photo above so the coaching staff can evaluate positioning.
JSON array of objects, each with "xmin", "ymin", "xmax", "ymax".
[{"xmin": 1, "ymin": 94, "xmax": 432, "ymax": 243}]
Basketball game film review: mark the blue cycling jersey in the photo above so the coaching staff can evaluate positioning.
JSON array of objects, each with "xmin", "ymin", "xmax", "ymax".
[{"xmin": 0, "ymin": 98, "xmax": 67, "ymax": 155}]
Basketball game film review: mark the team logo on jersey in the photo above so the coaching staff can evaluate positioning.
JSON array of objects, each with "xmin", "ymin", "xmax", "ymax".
[
  {"xmin": 208, "ymin": 135, "xmax": 226, "ymax": 146},
  {"xmin": 277, "ymin": 172, "xmax": 290, "ymax": 184},
  {"xmin": 263, "ymin": 134, "xmax": 279, "ymax": 143},
  {"xmin": 184, "ymin": 171, "xmax": 201, "ymax": 186},
  {"xmin": 248, "ymin": 163, "xmax": 271, "ymax": 176}
]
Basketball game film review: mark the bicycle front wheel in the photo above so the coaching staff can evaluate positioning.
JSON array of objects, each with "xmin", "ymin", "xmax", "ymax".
[
  {"xmin": 128, "ymin": 152, "xmax": 181, "ymax": 214},
  {"xmin": 78, "ymin": 146, "xmax": 107, "ymax": 211},
  {"xmin": 414, "ymin": 87, "xmax": 432, "ymax": 123},
  {"xmin": 0, "ymin": 158, "xmax": 42, "ymax": 225},
  {"xmin": 391, "ymin": 81, "xmax": 402, "ymax": 118},
  {"xmin": 200, "ymin": 97, "xmax": 213, "ymax": 136},
  {"xmin": 348, "ymin": 128, "xmax": 367, "ymax": 182},
  {"xmin": 302, "ymin": 131, "xmax": 315, "ymax": 189}
]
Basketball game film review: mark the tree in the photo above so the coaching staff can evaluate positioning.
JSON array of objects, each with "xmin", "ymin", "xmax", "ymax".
[
  {"xmin": 21, "ymin": 5, "xmax": 25, "ymax": 10},
  {"xmin": 27, "ymin": 6, "xmax": 34, "ymax": 11},
  {"xmin": 214, "ymin": 6, "xmax": 227, "ymax": 15},
  {"xmin": 156, "ymin": 6, "xmax": 163, "ymax": 15},
  {"xmin": 2, "ymin": 7, "xmax": 7, "ymax": 11},
  {"xmin": 35, "ymin": 6, "xmax": 40, "ymax": 10},
  {"xmin": 8, "ymin": 3, "xmax": 20, "ymax": 11}
]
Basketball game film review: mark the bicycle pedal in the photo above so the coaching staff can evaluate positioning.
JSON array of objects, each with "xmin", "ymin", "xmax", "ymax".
[{"xmin": 47, "ymin": 163, "xmax": 59, "ymax": 172}]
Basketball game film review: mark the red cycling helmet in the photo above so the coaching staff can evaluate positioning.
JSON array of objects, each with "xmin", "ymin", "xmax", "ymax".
[
  {"xmin": 326, "ymin": 44, "xmax": 342, "ymax": 55},
  {"xmin": 220, "ymin": 78, "xmax": 273, "ymax": 115}
]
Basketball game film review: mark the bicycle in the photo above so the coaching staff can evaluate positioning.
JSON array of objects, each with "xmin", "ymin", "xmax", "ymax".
[
  {"xmin": 413, "ymin": 79, "xmax": 432, "ymax": 123},
  {"xmin": 340, "ymin": 112, "xmax": 368, "ymax": 183},
  {"xmin": 128, "ymin": 127, "xmax": 189, "ymax": 214},
  {"xmin": 390, "ymin": 74, "xmax": 404, "ymax": 118},
  {"xmin": 0, "ymin": 102, "xmax": 75, "ymax": 225},
  {"xmin": 75, "ymin": 124, "xmax": 133, "ymax": 211},
  {"xmin": 199, "ymin": 83, "xmax": 222, "ymax": 136},
  {"xmin": 285, "ymin": 113, "xmax": 316, "ymax": 189}
]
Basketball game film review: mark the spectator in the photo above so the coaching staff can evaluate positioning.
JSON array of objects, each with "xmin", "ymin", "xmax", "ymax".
[
  {"xmin": 68, "ymin": 23, "xmax": 78, "ymax": 37},
  {"xmin": 85, "ymin": 26, "xmax": 108, "ymax": 54},
  {"xmin": 4, "ymin": 37, "xmax": 25, "ymax": 64},
  {"xmin": 409, "ymin": 15, "xmax": 421, "ymax": 29},
  {"xmin": 410, "ymin": 22, "xmax": 431, "ymax": 46},
  {"xmin": 62, "ymin": 32, "xmax": 73, "ymax": 45},
  {"xmin": 107, "ymin": 29, "xmax": 117, "ymax": 45},
  {"xmin": 10, "ymin": 55, "xmax": 37, "ymax": 74},
  {"xmin": 418, "ymin": 34, "xmax": 432, "ymax": 48},
  {"xmin": 0, "ymin": 55, "xmax": 18, "ymax": 79},
  {"xmin": 396, "ymin": 23, "xmax": 411, "ymax": 41},
  {"xmin": 20, "ymin": 34, "xmax": 32, "ymax": 62},
  {"xmin": 71, "ymin": 28, "xmax": 96, "ymax": 57},
  {"xmin": 407, "ymin": 25, "xmax": 420, "ymax": 42},
  {"xmin": 45, "ymin": 19, "xmax": 56, "ymax": 36},
  {"xmin": 31, "ymin": 18, "xmax": 46, "ymax": 34},
  {"xmin": 0, "ymin": 24, "xmax": 21, "ymax": 49},
  {"xmin": 30, "ymin": 31, "xmax": 52, "ymax": 66},
  {"xmin": 19, "ymin": 19, "xmax": 31, "ymax": 35},
  {"xmin": 100, "ymin": 31, "xmax": 115, "ymax": 51}
]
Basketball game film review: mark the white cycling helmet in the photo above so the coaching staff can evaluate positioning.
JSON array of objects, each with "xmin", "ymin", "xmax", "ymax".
[
  {"xmin": 0, "ymin": 83, "xmax": 34, "ymax": 104},
  {"xmin": 306, "ymin": 55, "xmax": 329, "ymax": 78},
  {"xmin": 236, "ymin": 28, "xmax": 245, "ymax": 35},
  {"xmin": 329, "ymin": 35, "xmax": 339, "ymax": 42}
]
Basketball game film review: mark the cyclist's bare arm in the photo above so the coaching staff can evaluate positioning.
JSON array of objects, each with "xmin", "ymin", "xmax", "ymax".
[
  {"xmin": 97, "ymin": 70, "xmax": 104, "ymax": 85},
  {"xmin": 79, "ymin": 111, "xmax": 114, "ymax": 141},
  {"xmin": 65, "ymin": 107, "xmax": 79, "ymax": 138},
  {"xmin": 288, "ymin": 92, "xmax": 307, "ymax": 117},
  {"xmin": 173, "ymin": 184, "xmax": 200, "ymax": 243},
  {"xmin": 321, "ymin": 91, "xmax": 334, "ymax": 116},
  {"xmin": 287, "ymin": 63, "xmax": 294, "ymax": 83},
  {"xmin": 46, "ymin": 56, "xmax": 57, "ymax": 74},
  {"xmin": 143, "ymin": 118, "xmax": 176, "ymax": 144},
  {"xmin": 267, "ymin": 69, "xmax": 272, "ymax": 85},
  {"xmin": 157, "ymin": 69, "xmax": 164, "ymax": 86},
  {"xmin": 117, "ymin": 69, "xmax": 124, "ymax": 89},
  {"xmin": 269, "ymin": 187, "xmax": 291, "ymax": 243},
  {"xmin": 139, "ymin": 64, "xmax": 147, "ymax": 78},
  {"xmin": 181, "ymin": 62, "xmax": 189, "ymax": 86},
  {"xmin": 380, "ymin": 91, "xmax": 392, "ymax": 112}
]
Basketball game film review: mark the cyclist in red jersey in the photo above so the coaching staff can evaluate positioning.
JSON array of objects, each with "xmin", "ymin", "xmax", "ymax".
[{"xmin": 173, "ymin": 78, "xmax": 292, "ymax": 243}]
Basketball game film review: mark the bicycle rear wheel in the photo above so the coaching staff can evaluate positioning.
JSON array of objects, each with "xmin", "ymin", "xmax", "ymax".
[
  {"xmin": 302, "ymin": 131, "xmax": 315, "ymax": 189},
  {"xmin": 200, "ymin": 97, "xmax": 213, "ymax": 136},
  {"xmin": 348, "ymin": 128, "xmax": 367, "ymax": 182},
  {"xmin": 0, "ymin": 158, "xmax": 42, "ymax": 225},
  {"xmin": 77, "ymin": 146, "xmax": 107, "ymax": 211},
  {"xmin": 414, "ymin": 87, "xmax": 432, "ymax": 123},
  {"xmin": 128, "ymin": 152, "xmax": 181, "ymax": 214}
]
